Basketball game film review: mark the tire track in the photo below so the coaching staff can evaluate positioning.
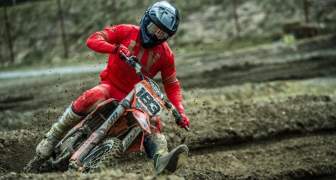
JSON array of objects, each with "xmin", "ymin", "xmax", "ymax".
[
  {"xmin": 95, "ymin": 130, "xmax": 336, "ymax": 179},
  {"xmin": 0, "ymin": 123, "xmax": 335, "ymax": 179},
  {"xmin": 182, "ymin": 132, "xmax": 336, "ymax": 180},
  {"xmin": 166, "ymin": 95, "xmax": 336, "ymax": 149},
  {"xmin": 188, "ymin": 129, "xmax": 336, "ymax": 155},
  {"xmin": 181, "ymin": 55, "xmax": 336, "ymax": 89},
  {"xmin": 1, "ymin": 95, "xmax": 335, "ymax": 174}
]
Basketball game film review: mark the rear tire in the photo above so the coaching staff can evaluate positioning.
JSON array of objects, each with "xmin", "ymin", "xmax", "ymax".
[{"xmin": 81, "ymin": 138, "xmax": 122, "ymax": 172}]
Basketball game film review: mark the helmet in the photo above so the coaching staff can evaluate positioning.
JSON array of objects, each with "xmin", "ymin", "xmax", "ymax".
[{"xmin": 140, "ymin": 1, "xmax": 180, "ymax": 48}]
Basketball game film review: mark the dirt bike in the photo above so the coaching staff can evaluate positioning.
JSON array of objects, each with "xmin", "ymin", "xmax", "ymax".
[{"xmin": 25, "ymin": 52, "xmax": 189, "ymax": 173}]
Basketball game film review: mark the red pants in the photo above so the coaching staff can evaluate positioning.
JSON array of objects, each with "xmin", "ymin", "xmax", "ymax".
[
  {"xmin": 72, "ymin": 83, "xmax": 127, "ymax": 115},
  {"xmin": 72, "ymin": 83, "xmax": 162, "ymax": 132}
]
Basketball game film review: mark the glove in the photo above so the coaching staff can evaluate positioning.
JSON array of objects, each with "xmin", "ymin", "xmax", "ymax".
[
  {"xmin": 115, "ymin": 44, "xmax": 131, "ymax": 57},
  {"xmin": 178, "ymin": 113, "xmax": 190, "ymax": 129}
]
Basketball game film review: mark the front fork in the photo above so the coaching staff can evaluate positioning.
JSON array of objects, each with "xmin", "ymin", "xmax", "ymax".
[
  {"xmin": 121, "ymin": 126, "xmax": 142, "ymax": 152},
  {"xmin": 69, "ymin": 90, "xmax": 135, "ymax": 167}
]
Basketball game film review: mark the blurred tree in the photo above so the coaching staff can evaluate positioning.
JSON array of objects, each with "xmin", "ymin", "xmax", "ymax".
[
  {"xmin": 303, "ymin": 0, "xmax": 311, "ymax": 23},
  {"xmin": 233, "ymin": 0, "xmax": 240, "ymax": 36},
  {"xmin": 2, "ymin": 5, "xmax": 14, "ymax": 64},
  {"xmin": 57, "ymin": 0, "xmax": 68, "ymax": 59}
]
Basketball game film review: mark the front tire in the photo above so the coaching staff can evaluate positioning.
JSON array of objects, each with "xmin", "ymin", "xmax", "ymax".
[{"xmin": 80, "ymin": 138, "xmax": 122, "ymax": 172}]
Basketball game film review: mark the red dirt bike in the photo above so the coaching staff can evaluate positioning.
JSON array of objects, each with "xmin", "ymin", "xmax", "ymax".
[{"xmin": 25, "ymin": 53, "xmax": 189, "ymax": 173}]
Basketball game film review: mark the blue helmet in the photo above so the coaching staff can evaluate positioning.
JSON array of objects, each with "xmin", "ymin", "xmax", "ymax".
[{"xmin": 140, "ymin": 1, "xmax": 180, "ymax": 48}]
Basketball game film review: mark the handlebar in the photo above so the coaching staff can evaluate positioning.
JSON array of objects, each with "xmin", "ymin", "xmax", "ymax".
[
  {"xmin": 120, "ymin": 52, "xmax": 189, "ymax": 131},
  {"xmin": 119, "ymin": 52, "xmax": 144, "ymax": 79},
  {"xmin": 164, "ymin": 99, "xmax": 190, "ymax": 131}
]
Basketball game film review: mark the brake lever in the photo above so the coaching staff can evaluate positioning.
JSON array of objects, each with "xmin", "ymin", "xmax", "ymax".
[
  {"xmin": 119, "ymin": 52, "xmax": 128, "ymax": 61},
  {"xmin": 120, "ymin": 52, "xmax": 145, "ymax": 80},
  {"xmin": 119, "ymin": 52, "xmax": 137, "ymax": 67}
]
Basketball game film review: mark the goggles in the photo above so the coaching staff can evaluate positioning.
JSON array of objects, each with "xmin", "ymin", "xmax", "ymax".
[{"xmin": 146, "ymin": 22, "xmax": 170, "ymax": 40}]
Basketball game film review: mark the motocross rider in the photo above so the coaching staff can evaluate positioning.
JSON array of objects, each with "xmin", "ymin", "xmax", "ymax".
[{"xmin": 35, "ymin": 1, "xmax": 190, "ymax": 174}]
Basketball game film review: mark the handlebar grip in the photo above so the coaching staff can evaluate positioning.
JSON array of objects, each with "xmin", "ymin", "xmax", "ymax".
[
  {"xmin": 172, "ymin": 109, "xmax": 182, "ymax": 125},
  {"xmin": 164, "ymin": 99, "xmax": 182, "ymax": 123},
  {"xmin": 119, "ymin": 52, "xmax": 136, "ymax": 67},
  {"xmin": 119, "ymin": 52, "xmax": 128, "ymax": 61}
]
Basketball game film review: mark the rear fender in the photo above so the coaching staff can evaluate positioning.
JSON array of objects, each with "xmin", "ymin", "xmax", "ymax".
[{"xmin": 130, "ymin": 109, "xmax": 151, "ymax": 134}]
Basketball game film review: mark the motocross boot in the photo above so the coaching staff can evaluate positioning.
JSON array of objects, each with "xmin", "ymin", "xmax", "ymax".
[
  {"xmin": 144, "ymin": 133, "xmax": 189, "ymax": 175},
  {"xmin": 36, "ymin": 105, "xmax": 83, "ymax": 159}
]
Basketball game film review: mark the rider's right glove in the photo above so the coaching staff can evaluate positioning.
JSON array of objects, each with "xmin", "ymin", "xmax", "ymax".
[
  {"xmin": 178, "ymin": 113, "xmax": 190, "ymax": 129},
  {"xmin": 115, "ymin": 44, "xmax": 131, "ymax": 57}
]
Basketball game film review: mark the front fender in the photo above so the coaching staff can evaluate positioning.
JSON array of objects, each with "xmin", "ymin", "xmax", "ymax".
[{"xmin": 131, "ymin": 109, "xmax": 151, "ymax": 134}]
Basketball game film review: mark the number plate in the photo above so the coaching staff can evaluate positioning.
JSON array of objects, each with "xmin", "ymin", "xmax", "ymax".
[{"xmin": 135, "ymin": 83, "xmax": 162, "ymax": 116}]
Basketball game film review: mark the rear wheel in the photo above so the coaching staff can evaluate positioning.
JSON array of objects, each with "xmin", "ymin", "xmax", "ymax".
[{"xmin": 80, "ymin": 138, "xmax": 122, "ymax": 172}]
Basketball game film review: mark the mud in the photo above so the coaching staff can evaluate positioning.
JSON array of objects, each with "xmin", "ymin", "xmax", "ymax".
[
  {"xmin": 181, "ymin": 55, "xmax": 336, "ymax": 89},
  {"xmin": 0, "ymin": 130, "xmax": 39, "ymax": 174},
  {"xmin": 1, "ymin": 41, "xmax": 336, "ymax": 179}
]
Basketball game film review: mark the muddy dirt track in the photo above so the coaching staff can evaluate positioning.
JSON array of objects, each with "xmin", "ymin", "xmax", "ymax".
[{"xmin": 1, "ymin": 40, "xmax": 336, "ymax": 179}]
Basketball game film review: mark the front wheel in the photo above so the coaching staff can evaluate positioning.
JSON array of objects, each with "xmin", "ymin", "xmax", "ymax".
[{"xmin": 77, "ymin": 138, "xmax": 123, "ymax": 172}]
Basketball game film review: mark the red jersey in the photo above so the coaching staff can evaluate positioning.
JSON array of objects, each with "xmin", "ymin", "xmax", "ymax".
[{"xmin": 86, "ymin": 24, "xmax": 185, "ymax": 114}]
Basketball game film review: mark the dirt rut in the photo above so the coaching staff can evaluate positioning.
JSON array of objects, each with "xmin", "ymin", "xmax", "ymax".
[
  {"xmin": 181, "ymin": 55, "xmax": 336, "ymax": 89},
  {"xmin": 1, "ymin": 95, "xmax": 336, "ymax": 179}
]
